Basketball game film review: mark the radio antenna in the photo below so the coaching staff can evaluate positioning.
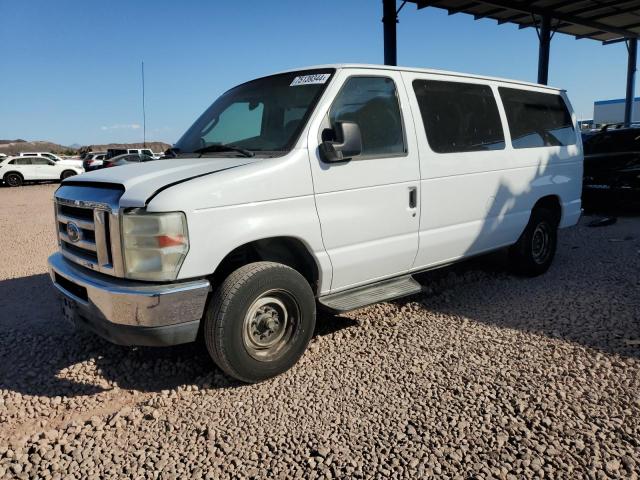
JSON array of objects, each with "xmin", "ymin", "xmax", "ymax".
[{"xmin": 141, "ymin": 60, "xmax": 146, "ymax": 147}]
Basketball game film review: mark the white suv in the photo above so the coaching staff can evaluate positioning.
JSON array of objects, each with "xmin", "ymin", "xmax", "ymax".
[
  {"xmin": 19, "ymin": 152, "xmax": 83, "ymax": 168},
  {"xmin": 1, "ymin": 156, "xmax": 84, "ymax": 187},
  {"xmin": 48, "ymin": 64, "xmax": 583, "ymax": 383}
]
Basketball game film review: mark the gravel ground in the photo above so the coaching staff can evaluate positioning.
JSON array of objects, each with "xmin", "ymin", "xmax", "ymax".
[{"xmin": 0, "ymin": 183, "xmax": 638, "ymax": 479}]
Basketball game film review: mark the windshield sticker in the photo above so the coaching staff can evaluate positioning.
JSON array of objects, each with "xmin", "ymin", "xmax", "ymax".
[{"xmin": 290, "ymin": 74, "xmax": 331, "ymax": 86}]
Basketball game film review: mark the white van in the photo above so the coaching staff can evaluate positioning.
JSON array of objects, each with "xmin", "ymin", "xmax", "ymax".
[{"xmin": 48, "ymin": 64, "xmax": 582, "ymax": 382}]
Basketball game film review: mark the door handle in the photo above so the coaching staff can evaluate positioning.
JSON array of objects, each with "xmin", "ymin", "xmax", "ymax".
[{"xmin": 408, "ymin": 187, "xmax": 417, "ymax": 209}]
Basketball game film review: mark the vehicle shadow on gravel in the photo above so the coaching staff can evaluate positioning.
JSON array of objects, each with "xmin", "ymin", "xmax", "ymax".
[
  {"xmin": 0, "ymin": 274, "xmax": 359, "ymax": 399},
  {"xmin": 405, "ymin": 230, "xmax": 640, "ymax": 361}
]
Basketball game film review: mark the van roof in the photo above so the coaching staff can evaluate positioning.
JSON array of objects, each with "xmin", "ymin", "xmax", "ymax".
[{"xmin": 277, "ymin": 63, "xmax": 563, "ymax": 92}]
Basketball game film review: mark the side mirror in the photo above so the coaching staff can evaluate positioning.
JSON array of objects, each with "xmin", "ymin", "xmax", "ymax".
[{"xmin": 320, "ymin": 121, "xmax": 362, "ymax": 162}]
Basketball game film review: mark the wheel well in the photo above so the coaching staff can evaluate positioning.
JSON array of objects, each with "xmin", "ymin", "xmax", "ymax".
[
  {"xmin": 211, "ymin": 237, "xmax": 320, "ymax": 294},
  {"xmin": 60, "ymin": 170, "xmax": 76, "ymax": 179},
  {"xmin": 533, "ymin": 195, "xmax": 562, "ymax": 225}
]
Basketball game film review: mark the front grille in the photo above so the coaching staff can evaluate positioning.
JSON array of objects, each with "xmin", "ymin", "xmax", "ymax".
[
  {"xmin": 58, "ymin": 204, "xmax": 95, "ymax": 221},
  {"xmin": 54, "ymin": 185, "xmax": 125, "ymax": 277},
  {"xmin": 61, "ymin": 240, "xmax": 98, "ymax": 263},
  {"xmin": 55, "ymin": 199, "xmax": 120, "ymax": 275}
]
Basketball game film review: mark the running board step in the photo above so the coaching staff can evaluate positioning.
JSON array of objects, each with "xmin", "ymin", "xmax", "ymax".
[{"xmin": 318, "ymin": 276, "xmax": 422, "ymax": 312}]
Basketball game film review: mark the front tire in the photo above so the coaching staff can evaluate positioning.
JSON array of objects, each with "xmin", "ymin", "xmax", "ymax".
[
  {"xmin": 204, "ymin": 262, "xmax": 316, "ymax": 383},
  {"xmin": 509, "ymin": 207, "xmax": 558, "ymax": 276},
  {"xmin": 61, "ymin": 170, "xmax": 77, "ymax": 180},
  {"xmin": 4, "ymin": 173, "xmax": 23, "ymax": 187}
]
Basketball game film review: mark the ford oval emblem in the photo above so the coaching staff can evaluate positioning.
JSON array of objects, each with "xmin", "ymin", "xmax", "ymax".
[{"xmin": 66, "ymin": 222, "xmax": 81, "ymax": 243}]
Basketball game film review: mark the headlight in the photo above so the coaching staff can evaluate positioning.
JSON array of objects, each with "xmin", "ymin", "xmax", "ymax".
[{"xmin": 122, "ymin": 210, "xmax": 189, "ymax": 281}]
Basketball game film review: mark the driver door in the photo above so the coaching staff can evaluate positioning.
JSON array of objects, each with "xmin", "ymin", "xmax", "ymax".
[{"xmin": 307, "ymin": 69, "xmax": 421, "ymax": 292}]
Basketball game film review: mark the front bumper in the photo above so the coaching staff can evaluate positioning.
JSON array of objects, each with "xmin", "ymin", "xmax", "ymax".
[{"xmin": 48, "ymin": 253, "xmax": 210, "ymax": 346}]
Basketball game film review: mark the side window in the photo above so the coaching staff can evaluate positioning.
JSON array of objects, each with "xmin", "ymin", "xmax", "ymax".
[
  {"xmin": 14, "ymin": 158, "xmax": 32, "ymax": 165},
  {"xmin": 412, "ymin": 80, "xmax": 505, "ymax": 153},
  {"xmin": 499, "ymin": 88, "xmax": 576, "ymax": 148},
  {"xmin": 618, "ymin": 130, "xmax": 640, "ymax": 153},
  {"xmin": 32, "ymin": 158, "xmax": 50, "ymax": 165},
  {"xmin": 583, "ymin": 133, "xmax": 615, "ymax": 155},
  {"xmin": 328, "ymin": 76, "xmax": 405, "ymax": 157}
]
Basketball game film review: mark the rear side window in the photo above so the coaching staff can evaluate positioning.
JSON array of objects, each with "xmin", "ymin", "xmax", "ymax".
[
  {"xmin": 499, "ymin": 88, "xmax": 575, "ymax": 148},
  {"xmin": 31, "ymin": 158, "xmax": 50, "ymax": 165},
  {"xmin": 329, "ymin": 76, "xmax": 405, "ymax": 157},
  {"xmin": 11, "ymin": 158, "xmax": 32, "ymax": 165},
  {"xmin": 412, "ymin": 80, "xmax": 505, "ymax": 154}
]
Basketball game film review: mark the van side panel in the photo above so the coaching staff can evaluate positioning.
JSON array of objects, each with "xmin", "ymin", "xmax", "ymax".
[{"xmin": 401, "ymin": 72, "xmax": 582, "ymax": 270}]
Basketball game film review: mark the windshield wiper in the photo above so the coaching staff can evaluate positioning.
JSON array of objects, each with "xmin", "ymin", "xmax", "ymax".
[{"xmin": 193, "ymin": 143, "xmax": 255, "ymax": 158}]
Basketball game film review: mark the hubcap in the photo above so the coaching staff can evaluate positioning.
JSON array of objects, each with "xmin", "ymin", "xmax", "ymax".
[
  {"xmin": 8, "ymin": 176, "xmax": 18, "ymax": 186},
  {"xmin": 243, "ymin": 290, "xmax": 300, "ymax": 361},
  {"xmin": 531, "ymin": 222, "xmax": 551, "ymax": 264}
]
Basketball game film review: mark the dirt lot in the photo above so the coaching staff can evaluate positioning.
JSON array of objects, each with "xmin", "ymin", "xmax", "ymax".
[{"xmin": 0, "ymin": 184, "xmax": 638, "ymax": 479}]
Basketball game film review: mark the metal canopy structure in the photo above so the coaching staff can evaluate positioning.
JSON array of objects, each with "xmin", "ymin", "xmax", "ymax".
[{"xmin": 382, "ymin": 0, "xmax": 640, "ymax": 125}]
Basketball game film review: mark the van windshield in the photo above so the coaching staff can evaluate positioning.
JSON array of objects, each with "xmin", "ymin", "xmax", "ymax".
[{"xmin": 173, "ymin": 69, "xmax": 335, "ymax": 156}]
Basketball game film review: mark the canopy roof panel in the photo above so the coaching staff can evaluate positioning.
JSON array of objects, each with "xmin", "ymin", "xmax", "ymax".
[{"xmin": 410, "ymin": 0, "xmax": 640, "ymax": 42}]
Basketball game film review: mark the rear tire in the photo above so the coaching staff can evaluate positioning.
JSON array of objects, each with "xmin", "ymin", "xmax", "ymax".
[
  {"xmin": 509, "ymin": 207, "xmax": 558, "ymax": 276},
  {"xmin": 4, "ymin": 173, "xmax": 23, "ymax": 187},
  {"xmin": 61, "ymin": 170, "xmax": 77, "ymax": 180},
  {"xmin": 204, "ymin": 262, "xmax": 316, "ymax": 383}
]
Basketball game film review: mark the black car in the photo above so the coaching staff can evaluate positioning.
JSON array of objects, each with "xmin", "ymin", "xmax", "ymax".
[
  {"xmin": 582, "ymin": 127, "xmax": 640, "ymax": 207},
  {"xmin": 95, "ymin": 153, "xmax": 155, "ymax": 170}
]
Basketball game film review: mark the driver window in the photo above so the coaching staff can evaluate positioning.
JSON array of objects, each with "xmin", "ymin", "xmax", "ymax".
[
  {"xmin": 203, "ymin": 102, "xmax": 264, "ymax": 145},
  {"xmin": 328, "ymin": 76, "xmax": 405, "ymax": 157}
]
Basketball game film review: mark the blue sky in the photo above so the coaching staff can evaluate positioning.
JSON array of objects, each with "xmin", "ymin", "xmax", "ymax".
[{"xmin": 0, "ymin": 0, "xmax": 633, "ymax": 146}]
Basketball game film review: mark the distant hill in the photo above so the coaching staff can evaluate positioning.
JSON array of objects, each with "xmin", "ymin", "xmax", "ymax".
[
  {"xmin": 0, "ymin": 140, "xmax": 75, "ymax": 155},
  {"xmin": 0, "ymin": 140, "xmax": 172, "ymax": 156}
]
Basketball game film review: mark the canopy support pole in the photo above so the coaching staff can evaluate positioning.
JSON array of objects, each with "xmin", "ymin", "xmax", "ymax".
[
  {"xmin": 537, "ymin": 14, "xmax": 551, "ymax": 85},
  {"xmin": 624, "ymin": 38, "xmax": 637, "ymax": 127},
  {"xmin": 383, "ymin": 0, "xmax": 398, "ymax": 66}
]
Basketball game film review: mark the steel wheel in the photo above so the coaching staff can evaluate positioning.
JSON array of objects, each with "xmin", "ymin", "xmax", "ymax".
[
  {"xmin": 509, "ymin": 207, "xmax": 558, "ymax": 277},
  {"xmin": 531, "ymin": 222, "xmax": 551, "ymax": 265},
  {"xmin": 204, "ymin": 262, "xmax": 316, "ymax": 383},
  {"xmin": 242, "ymin": 289, "xmax": 300, "ymax": 361}
]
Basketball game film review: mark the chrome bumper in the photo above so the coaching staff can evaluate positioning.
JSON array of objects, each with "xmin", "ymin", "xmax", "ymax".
[{"xmin": 48, "ymin": 253, "xmax": 210, "ymax": 346}]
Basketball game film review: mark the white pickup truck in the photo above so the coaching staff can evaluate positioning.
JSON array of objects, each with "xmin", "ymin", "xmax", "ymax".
[{"xmin": 48, "ymin": 64, "xmax": 583, "ymax": 383}]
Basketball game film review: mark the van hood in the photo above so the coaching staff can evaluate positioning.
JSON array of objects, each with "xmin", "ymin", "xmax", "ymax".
[{"xmin": 64, "ymin": 157, "xmax": 256, "ymax": 208}]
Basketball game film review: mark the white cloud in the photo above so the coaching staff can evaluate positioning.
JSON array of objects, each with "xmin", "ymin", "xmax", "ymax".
[{"xmin": 100, "ymin": 123, "xmax": 141, "ymax": 131}]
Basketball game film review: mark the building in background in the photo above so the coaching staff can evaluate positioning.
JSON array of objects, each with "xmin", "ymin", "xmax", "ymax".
[{"xmin": 593, "ymin": 97, "xmax": 640, "ymax": 126}]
